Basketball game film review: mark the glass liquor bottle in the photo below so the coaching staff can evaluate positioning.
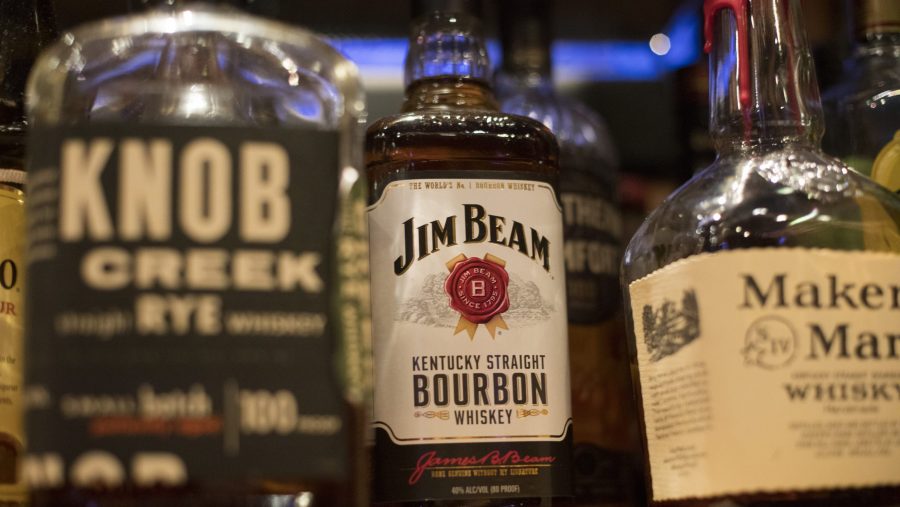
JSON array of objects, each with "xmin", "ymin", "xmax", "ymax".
[
  {"xmin": 823, "ymin": 0, "xmax": 900, "ymax": 193},
  {"xmin": 366, "ymin": 0, "xmax": 574, "ymax": 505},
  {"xmin": 24, "ymin": 0, "xmax": 369, "ymax": 506},
  {"xmin": 494, "ymin": 2, "xmax": 641, "ymax": 506},
  {"xmin": 0, "ymin": 0, "xmax": 55, "ymax": 504},
  {"xmin": 622, "ymin": 0, "xmax": 900, "ymax": 505}
]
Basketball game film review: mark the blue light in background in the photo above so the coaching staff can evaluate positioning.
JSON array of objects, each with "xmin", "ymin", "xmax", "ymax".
[{"xmin": 330, "ymin": 3, "xmax": 702, "ymax": 85}]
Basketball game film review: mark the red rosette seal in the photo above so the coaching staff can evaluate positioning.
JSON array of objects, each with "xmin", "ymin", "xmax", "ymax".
[{"xmin": 443, "ymin": 253, "xmax": 511, "ymax": 339}]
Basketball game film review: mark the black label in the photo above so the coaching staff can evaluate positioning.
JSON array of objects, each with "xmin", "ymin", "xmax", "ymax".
[
  {"xmin": 25, "ymin": 125, "xmax": 349, "ymax": 487},
  {"xmin": 559, "ymin": 164, "xmax": 621, "ymax": 324},
  {"xmin": 373, "ymin": 425, "xmax": 573, "ymax": 502}
]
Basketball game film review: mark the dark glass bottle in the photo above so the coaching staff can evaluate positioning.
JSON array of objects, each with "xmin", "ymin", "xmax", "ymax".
[
  {"xmin": 823, "ymin": 0, "xmax": 900, "ymax": 192},
  {"xmin": 366, "ymin": 0, "xmax": 573, "ymax": 505},
  {"xmin": 0, "ymin": 1, "xmax": 55, "ymax": 504},
  {"xmin": 494, "ymin": 2, "xmax": 642, "ymax": 507},
  {"xmin": 24, "ymin": 0, "xmax": 368, "ymax": 506},
  {"xmin": 623, "ymin": 0, "xmax": 900, "ymax": 505}
]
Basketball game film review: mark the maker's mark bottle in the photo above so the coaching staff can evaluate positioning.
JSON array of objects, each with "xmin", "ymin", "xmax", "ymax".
[
  {"xmin": 24, "ymin": 0, "xmax": 369, "ymax": 505},
  {"xmin": 623, "ymin": 0, "xmax": 900, "ymax": 505},
  {"xmin": 366, "ymin": 0, "xmax": 574, "ymax": 504}
]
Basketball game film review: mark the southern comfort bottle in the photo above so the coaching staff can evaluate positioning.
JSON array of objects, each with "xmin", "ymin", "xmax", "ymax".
[
  {"xmin": 623, "ymin": 0, "xmax": 900, "ymax": 505},
  {"xmin": 24, "ymin": 0, "xmax": 368, "ymax": 505},
  {"xmin": 366, "ymin": 0, "xmax": 574, "ymax": 504},
  {"xmin": 495, "ymin": 2, "xmax": 642, "ymax": 505}
]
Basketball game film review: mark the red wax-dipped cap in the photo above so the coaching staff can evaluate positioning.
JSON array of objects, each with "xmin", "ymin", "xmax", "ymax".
[{"xmin": 704, "ymin": 0, "xmax": 752, "ymax": 110}]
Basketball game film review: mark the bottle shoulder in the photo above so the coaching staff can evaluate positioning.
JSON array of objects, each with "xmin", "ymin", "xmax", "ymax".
[
  {"xmin": 367, "ymin": 108, "xmax": 555, "ymax": 138},
  {"xmin": 498, "ymin": 86, "xmax": 618, "ymax": 172},
  {"xmin": 824, "ymin": 52, "xmax": 900, "ymax": 108},
  {"xmin": 623, "ymin": 147, "xmax": 900, "ymax": 283},
  {"xmin": 365, "ymin": 108, "xmax": 559, "ymax": 167},
  {"xmin": 27, "ymin": 4, "xmax": 365, "ymax": 128}
]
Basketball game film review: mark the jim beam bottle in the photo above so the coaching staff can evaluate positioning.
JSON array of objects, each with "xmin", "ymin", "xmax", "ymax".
[
  {"xmin": 366, "ymin": 0, "xmax": 573, "ymax": 504},
  {"xmin": 24, "ymin": 0, "xmax": 368, "ymax": 505},
  {"xmin": 623, "ymin": 0, "xmax": 900, "ymax": 505},
  {"xmin": 0, "ymin": 0, "xmax": 55, "ymax": 503},
  {"xmin": 495, "ymin": 2, "xmax": 642, "ymax": 505}
]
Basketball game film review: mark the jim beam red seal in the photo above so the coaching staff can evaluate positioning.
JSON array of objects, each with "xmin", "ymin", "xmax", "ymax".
[
  {"xmin": 368, "ymin": 176, "xmax": 573, "ymax": 501},
  {"xmin": 445, "ymin": 253, "xmax": 510, "ymax": 338}
]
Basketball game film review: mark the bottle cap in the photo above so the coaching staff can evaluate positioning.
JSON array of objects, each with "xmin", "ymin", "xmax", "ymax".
[
  {"xmin": 411, "ymin": 0, "xmax": 482, "ymax": 19},
  {"xmin": 498, "ymin": 0, "xmax": 551, "ymax": 74},
  {"xmin": 855, "ymin": 0, "xmax": 900, "ymax": 37},
  {"xmin": 0, "ymin": 169, "xmax": 25, "ymax": 186}
]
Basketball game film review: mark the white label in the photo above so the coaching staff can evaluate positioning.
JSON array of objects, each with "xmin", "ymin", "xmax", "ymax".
[
  {"xmin": 628, "ymin": 249, "xmax": 900, "ymax": 501},
  {"xmin": 368, "ymin": 178, "xmax": 572, "ymax": 443}
]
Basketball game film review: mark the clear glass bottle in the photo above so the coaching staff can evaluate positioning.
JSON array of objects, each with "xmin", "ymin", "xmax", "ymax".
[
  {"xmin": 823, "ymin": 0, "xmax": 900, "ymax": 192},
  {"xmin": 623, "ymin": 0, "xmax": 900, "ymax": 505},
  {"xmin": 494, "ymin": 2, "xmax": 641, "ymax": 506},
  {"xmin": 366, "ymin": 0, "xmax": 573, "ymax": 505},
  {"xmin": 0, "ymin": 1, "xmax": 55, "ymax": 504},
  {"xmin": 25, "ymin": 1, "xmax": 368, "ymax": 506}
]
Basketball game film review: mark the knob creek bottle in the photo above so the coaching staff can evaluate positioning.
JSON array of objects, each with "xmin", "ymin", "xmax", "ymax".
[{"xmin": 23, "ymin": 0, "xmax": 369, "ymax": 505}]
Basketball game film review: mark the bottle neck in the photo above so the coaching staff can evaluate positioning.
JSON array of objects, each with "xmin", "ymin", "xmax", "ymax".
[
  {"xmin": 403, "ymin": 10, "xmax": 496, "ymax": 111},
  {"xmin": 402, "ymin": 78, "xmax": 498, "ymax": 112},
  {"xmin": 705, "ymin": 0, "xmax": 823, "ymax": 155},
  {"xmin": 498, "ymin": 0, "xmax": 553, "ymax": 90}
]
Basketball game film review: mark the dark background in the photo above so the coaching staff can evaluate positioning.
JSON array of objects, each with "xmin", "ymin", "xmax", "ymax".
[{"xmin": 47, "ymin": 0, "xmax": 850, "ymax": 218}]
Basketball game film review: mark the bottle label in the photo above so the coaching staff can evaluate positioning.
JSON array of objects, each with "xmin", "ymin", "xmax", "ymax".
[
  {"xmin": 0, "ymin": 184, "xmax": 24, "ymax": 502},
  {"xmin": 368, "ymin": 175, "xmax": 573, "ymax": 501},
  {"xmin": 559, "ymin": 165, "xmax": 622, "ymax": 324},
  {"xmin": 628, "ymin": 248, "xmax": 900, "ymax": 501},
  {"xmin": 559, "ymin": 159, "xmax": 636, "ymax": 502},
  {"xmin": 25, "ymin": 125, "xmax": 354, "ymax": 487}
]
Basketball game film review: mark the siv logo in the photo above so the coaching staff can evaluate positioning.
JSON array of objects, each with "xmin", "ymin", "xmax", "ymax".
[
  {"xmin": 742, "ymin": 316, "xmax": 797, "ymax": 369},
  {"xmin": 642, "ymin": 289, "xmax": 700, "ymax": 362}
]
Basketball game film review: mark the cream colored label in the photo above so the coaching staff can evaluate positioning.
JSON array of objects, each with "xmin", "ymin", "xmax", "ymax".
[
  {"xmin": 368, "ymin": 178, "xmax": 571, "ymax": 443},
  {"xmin": 629, "ymin": 249, "xmax": 900, "ymax": 501},
  {"xmin": 0, "ymin": 185, "xmax": 24, "ymax": 500}
]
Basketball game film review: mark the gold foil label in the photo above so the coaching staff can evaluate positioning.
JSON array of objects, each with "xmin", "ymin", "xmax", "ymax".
[
  {"xmin": 629, "ymin": 249, "xmax": 900, "ymax": 501},
  {"xmin": 0, "ymin": 185, "xmax": 24, "ymax": 501}
]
